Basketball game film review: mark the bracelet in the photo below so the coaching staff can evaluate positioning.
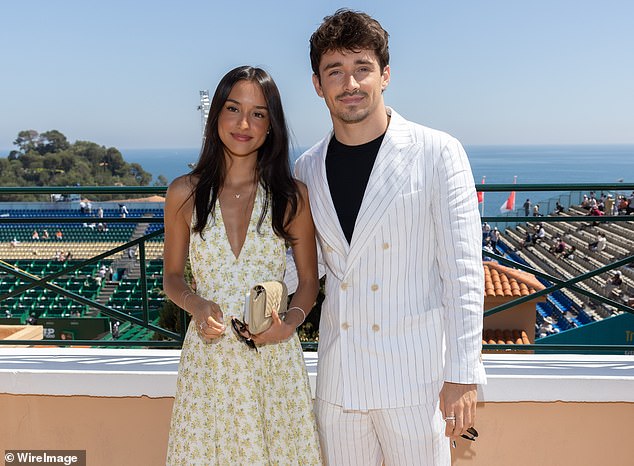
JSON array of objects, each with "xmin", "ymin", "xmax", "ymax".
[
  {"xmin": 180, "ymin": 290, "xmax": 195, "ymax": 311},
  {"xmin": 287, "ymin": 306, "xmax": 306, "ymax": 326}
]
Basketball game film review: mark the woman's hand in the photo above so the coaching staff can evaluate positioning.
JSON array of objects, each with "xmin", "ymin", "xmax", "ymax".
[
  {"xmin": 192, "ymin": 298, "xmax": 226, "ymax": 342},
  {"xmin": 250, "ymin": 310, "xmax": 295, "ymax": 345}
]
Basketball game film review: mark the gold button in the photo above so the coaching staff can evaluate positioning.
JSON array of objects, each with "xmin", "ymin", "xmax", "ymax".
[
  {"xmin": 372, "ymin": 324, "xmax": 380, "ymax": 332},
  {"xmin": 371, "ymin": 284, "xmax": 379, "ymax": 292},
  {"xmin": 340, "ymin": 282, "xmax": 348, "ymax": 291},
  {"xmin": 382, "ymin": 242, "xmax": 390, "ymax": 250},
  {"xmin": 341, "ymin": 322, "xmax": 350, "ymax": 330}
]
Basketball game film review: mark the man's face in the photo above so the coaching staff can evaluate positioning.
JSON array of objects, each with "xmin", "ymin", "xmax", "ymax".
[{"xmin": 313, "ymin": 49, "xmax": 390, "ymax": 125}]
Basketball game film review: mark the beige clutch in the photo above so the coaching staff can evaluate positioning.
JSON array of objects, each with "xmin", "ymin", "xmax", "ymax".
[{"xmin": 245, "ymin": 280, "xmax": 288, "ymax": 334}]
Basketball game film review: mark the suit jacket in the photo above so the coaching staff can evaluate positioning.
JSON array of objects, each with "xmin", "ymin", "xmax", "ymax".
[{"xmin": 293, "ymin": 107, "xmax": 486, "ymax": 410}]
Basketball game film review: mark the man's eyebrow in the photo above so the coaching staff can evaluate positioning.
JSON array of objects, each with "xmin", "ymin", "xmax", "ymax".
[
  {"xmin": 322, "ymin": 59, "xmax": 375, "ymax": 71},
  {"xmin": 322, "ymin": 61, "xmax": 343, "ymax": 72}
]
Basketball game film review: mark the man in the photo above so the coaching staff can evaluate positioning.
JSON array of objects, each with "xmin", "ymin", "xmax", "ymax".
[
  {"xmin": 293, "ymin": 9, "xmax": 485, "ymax": 465},
  {"xmin": 523, "ymin": 198, "xmax": 531, "ymax": 217}
]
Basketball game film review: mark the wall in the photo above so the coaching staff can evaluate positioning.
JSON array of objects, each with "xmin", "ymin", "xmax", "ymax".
[{"xmin": 1, "ymin": 349, "xmax": 633, "ymax": 466}]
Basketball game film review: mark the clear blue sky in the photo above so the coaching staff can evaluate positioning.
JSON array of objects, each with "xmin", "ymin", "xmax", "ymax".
[{"xmin": 1, "ymin": 0, "xmax": 633, "ymax": 152}]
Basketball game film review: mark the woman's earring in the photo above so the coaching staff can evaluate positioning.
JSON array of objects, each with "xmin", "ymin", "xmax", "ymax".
[{"xmin": 266, "ymin": 128, "xmax": 270, "ymax": 135}]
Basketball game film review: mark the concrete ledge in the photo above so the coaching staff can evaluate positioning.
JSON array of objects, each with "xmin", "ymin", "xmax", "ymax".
[
  {"xmin": 2, "ymin": 349, "xmax": 634, "ymax": 466},
  {"xmin": 1, "ymin": 348, "xmax": 633, "ymax": 402}
]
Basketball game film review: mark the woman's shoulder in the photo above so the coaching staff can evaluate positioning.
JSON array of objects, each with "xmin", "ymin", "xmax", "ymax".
[
  {"xmin": 292, "ymin": 179, "xmax": 310, "ymax": 203},
  {"xmin": 167, "ymin": 174, "xmax": 198, "ymax": 198}
]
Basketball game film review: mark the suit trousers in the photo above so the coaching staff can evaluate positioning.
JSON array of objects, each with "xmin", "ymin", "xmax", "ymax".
[{"xmin": 314, "ymin": 397, "xmax": 451, "ymax": 466}]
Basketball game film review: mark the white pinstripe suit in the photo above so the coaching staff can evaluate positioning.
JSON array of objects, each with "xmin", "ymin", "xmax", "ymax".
[{"xmin": 293, "ymin": 107, "xmax": 486, "ymax": 412}]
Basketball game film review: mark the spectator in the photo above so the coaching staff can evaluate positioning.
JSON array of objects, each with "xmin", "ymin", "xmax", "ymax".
[
  {"xmin": 589, "ymin": 233, "xmax": 607, "ymax": 252},
  {"xmin": 482, "ymin": 222, "xmax": 491, "ymax": 241},
  {"xmin": 41, "ymin": 229, "xmax": 50, "ymax": 239},
  {"xmin": 533, "ymin": 204, "xmax": 541, "ymax": 217},
  {"xmin": 523, "ymin": 199, "xmax": 531, "ymax": 217},
  {"xmin": 538, "ymin": 320, "xmax": 555, "ymax": 338},
  {"xmin": 97, "ymin": 207, "xmax": 104, "ymax": 218},
  {"xmin": 605, "ymin": 195, "xmax": 615, "ymax": 216},
  {"xmin": 119, "ymin": 204, "xmax": 129, "ymax": 218},
  {"xmin": 79, "ymin": 200, "xmax": 86, "ymax": 214},
  {"xmin": 95, "ymin": 265, "xmax": 107, "ymax": 285},
  {"xmin": 618, "ymin": 196, "xmax": 634, "ymax": 215},
  {"xmin": 55, "ymin": 229, "xmax": 63, "ymax": 240},
  {"xmin": 605, "ymin": 272, "xmax": 623, "ymax": 296},
  {"xmin": 588, "ymin": 204, "xmax": 604, "ymax": 216},
  {"xmin": 31, "ymin": 230, "xmax": 40, "ymax": 240},
  {"xmin": 482, "ymin": 240, "xmax": 495, "ymax": 259},
  {"xmin": 552, "ymin": 238, "xmax": 567, "ymax": 256},
  {"xmin": 86, "ymin": 201, "xmax": 92, "ymax": 215},
  {"xmin": 555, "ymin": 202, "xmax": 565, "ymax": 214},
  {"xmin": 581, "ymin": 194, "xmax": 590, "ymax": 210},
  {"xmin": 534, "ymin": 224, "xmax": 546, "ymax": 244},
  {"xmin": 490, "ymin": 226, "xmax": 500, "ymax": 252},
  {"xmin": 10, "ymin": 237, "xmax": 20, "ymax": 247},
  {"xmin": 518, "ymin": 231, "xmax": 533, "ymax": 249},
  {"xmin": 562, "ymin": 245, "xmax": 576, "ymax": 260}
]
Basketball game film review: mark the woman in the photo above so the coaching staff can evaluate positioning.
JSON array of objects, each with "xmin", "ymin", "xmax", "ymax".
[{"xmin": 163, "ymin": 66, "xmax": 321, "ymax": 465}]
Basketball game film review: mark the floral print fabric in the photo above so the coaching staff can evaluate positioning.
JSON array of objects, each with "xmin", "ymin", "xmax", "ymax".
[{"xmin": 166, "ymin": 186, "xmax": 321, "ymax": 465}]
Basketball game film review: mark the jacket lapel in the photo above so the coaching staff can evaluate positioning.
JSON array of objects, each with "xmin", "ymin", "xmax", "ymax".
[
  {"xmin": 345, "ymin": 109, "xmax": 417, "ymax": 273},
  {"xmin": 305, "ymin": 133, "xmax": 350, "ymax": 258}
]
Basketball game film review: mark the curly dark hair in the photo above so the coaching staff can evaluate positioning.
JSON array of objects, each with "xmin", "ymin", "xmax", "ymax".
[
  {"xmin": 189, "ymin": 66, "xmax": 298, "ymax": 243},
  {"xmin": 309, "ymin": 8, "xmax": 390, "ymax": 80}
]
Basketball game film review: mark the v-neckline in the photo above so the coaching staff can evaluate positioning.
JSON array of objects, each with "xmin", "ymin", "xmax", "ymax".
[{"xmin": 217, "ymin": 186, "xmax": 259, "ymax": 261}]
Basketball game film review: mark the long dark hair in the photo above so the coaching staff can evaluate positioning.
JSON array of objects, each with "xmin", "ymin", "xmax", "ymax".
[{"xmin": 190, "ymin": 66, "xmax": 299, "ymax": 242}]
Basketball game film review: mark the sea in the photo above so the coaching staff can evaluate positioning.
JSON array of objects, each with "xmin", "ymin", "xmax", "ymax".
[{"xmin": 121, "ymin": 144, "xmax": 634, "ymax": 218}]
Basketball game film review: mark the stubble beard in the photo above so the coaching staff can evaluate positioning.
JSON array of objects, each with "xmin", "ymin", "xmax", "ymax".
[{"xmin": 337, "ymin": 108, "xmax": 371, "ymax": 124}]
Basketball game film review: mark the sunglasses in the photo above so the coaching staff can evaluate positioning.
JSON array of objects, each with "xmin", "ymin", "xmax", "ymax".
[
  {"xmin": 231, "ymin": 318, "xmax": 258, "ymax": 352},
  {"xmin": 451, "ymin": 427, "xmax": 479, "ymax": 449}
]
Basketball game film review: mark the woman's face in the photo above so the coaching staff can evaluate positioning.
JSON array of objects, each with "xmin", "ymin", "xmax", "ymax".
[{"xmin": 218, "ymin": 80, "xmax": 270, "ymax": 160}]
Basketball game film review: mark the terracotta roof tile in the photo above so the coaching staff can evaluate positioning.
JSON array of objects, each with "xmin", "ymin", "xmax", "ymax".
[
  {"xmin": 483, "ymin": 262, "xmax": 545, "ymax": 297},
  {"xmin": 482, "ymin": 329, "xmax": 531, "ymax": 345}
]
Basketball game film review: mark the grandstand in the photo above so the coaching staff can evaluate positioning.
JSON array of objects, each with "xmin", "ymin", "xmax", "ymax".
[
  {"xmin": 496, "ymin": 204, "xmax": 634, "ymax": 342},
  {"xmin": 2, "ymin": 198, "xmax": 632, "ymax": 347},
  {"xmin": 0, "ymin": 203, "xmax": 166, "ymax": 344}
]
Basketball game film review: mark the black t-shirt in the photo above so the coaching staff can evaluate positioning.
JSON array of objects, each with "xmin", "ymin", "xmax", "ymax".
[{"xmin": 325, "ymin": 133, "xmax": 385, "ymax": 244}]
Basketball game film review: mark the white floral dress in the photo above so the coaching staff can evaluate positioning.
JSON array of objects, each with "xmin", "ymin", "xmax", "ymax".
[{"xmin": 166, "ymin": 186, "xmax": 321, "ymax": 466}]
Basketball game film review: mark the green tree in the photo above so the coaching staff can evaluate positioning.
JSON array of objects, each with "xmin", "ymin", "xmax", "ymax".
[
  {"xmin": 38, "ymin": 130, "xmax": 70, "ymax": 154},
  {"xmin": 0, "ymin": 129, "xmax": 155, "ymax": 201},
  {"xmin": 154, "ymin": 175, "xmax": 169, "ymax": 186},
  {"xmin": 13, "ymin": 129, "xmax": 39, "ymax": 154}
]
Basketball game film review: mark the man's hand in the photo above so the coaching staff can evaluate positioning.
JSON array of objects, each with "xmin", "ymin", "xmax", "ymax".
[{"xmin": 439, "ymin": 382, "xmax": 477, "ymax": 440}]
